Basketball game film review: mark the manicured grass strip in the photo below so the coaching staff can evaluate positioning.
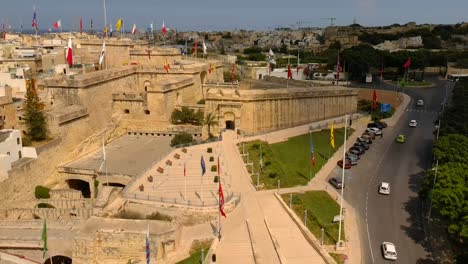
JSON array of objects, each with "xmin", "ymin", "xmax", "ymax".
[
  {"xmin": 176, "ymin": 248, "xmax": 208, "ymax": 264},
  {"xmin": 330, "ymin": 253, "xmax": 346, "ymax": 264},
  {"xmin": 176, "ymin": 239, "xmax": 212, "ymax": 264},
  {"xmin": 240, "ymin": 128, "xmax": 353, "ymax": 189},
  {"xmin": 281, "ymin": 191, "xmax": 345, "ymax": 245}
]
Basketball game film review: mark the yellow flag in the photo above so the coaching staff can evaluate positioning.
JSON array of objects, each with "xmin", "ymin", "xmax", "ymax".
[
  {"xmin": 115, "ymin": 18, "xmax": 122, "ymax": 31},
  {"xmin": 330, "ymin": 123, "xmax": 335, "ymax": 148}
]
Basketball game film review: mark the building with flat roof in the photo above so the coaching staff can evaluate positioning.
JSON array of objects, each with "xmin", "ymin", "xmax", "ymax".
[{"xmin": 0, "ymin": 129, "xmax": 22, "ymax": 180}]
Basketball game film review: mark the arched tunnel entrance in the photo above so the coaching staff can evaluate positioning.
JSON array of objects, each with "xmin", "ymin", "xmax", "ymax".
[
  {"xmin": 44, "ymin": 255, "xmax": 72, "ymax": 264},
  {"xmin": 66, "ymin": 179, "xmax": 91, "ymax": 198}
]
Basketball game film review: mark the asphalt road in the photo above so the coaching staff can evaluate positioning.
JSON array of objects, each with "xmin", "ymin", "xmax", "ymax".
[{"xmin": 327, "ymin": 76, "xmax": 451, "ymax": 263}]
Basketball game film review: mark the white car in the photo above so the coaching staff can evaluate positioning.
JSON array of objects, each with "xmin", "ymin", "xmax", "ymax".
[
  {"xmin": 379, "ymin": 182, "xmax": 390, "ymax": 195},
  {"xmin": 366, "ymin": 127, "xmax": 382, "ymax": 135},
  {"xmin": 382, "ymin": 242, "xmax": 397, "ymax": 260},
  {"xmin": 417, "ymin": 99, "xmax": 424, "ymax": 106},
  {"xmin": 409, "ymin": 120, "xmax": 418, "ymax": 127}
]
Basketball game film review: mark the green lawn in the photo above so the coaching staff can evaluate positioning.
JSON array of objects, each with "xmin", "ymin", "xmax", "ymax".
[
  {"xmin": 176, "ymin": 239, "xmax": 212, "ymax": 264},
  {"xmin": 240, "ymin": 128, "xmax": 353, "ymax": 189},
  {"xmin": 281, "ymin": 191, "xmax": 345, "ymax": 245},
  {"xmin": 330, "ymin": 253, "xmax": 346, "ymax": 264},
  {"xmin": 176, "ymin": 248, "xmax": 208, "ymax": 264}
]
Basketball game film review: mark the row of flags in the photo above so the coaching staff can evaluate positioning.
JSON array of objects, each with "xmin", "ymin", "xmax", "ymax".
[{"xmin": 200, "ymin": 156, "xmax": 226, "ymax": 217}]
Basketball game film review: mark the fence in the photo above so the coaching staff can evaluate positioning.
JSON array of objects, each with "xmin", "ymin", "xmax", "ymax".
[{"xmin": 123, "ymin": 191, "xmax": 241, "ymax": 208}]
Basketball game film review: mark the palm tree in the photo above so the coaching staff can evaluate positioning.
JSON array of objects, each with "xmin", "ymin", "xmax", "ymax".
[{"xmin": 204, "ymin": 112, "xmax": 217, "ymax": 137}]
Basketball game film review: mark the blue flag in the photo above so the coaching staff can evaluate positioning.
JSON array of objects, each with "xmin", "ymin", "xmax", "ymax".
[{"xmin": 201, "ymin": 156, "xmax": 206, "ymax": 175}]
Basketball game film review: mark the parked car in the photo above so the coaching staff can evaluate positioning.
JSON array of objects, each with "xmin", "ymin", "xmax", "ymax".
[
  {"xmin": 374, "ymin": 121, "xmax": 388, "ymax": 128},
  {"xmin": 345, "ymin": 154, "xmax": 359, "ymax": 165},
  {"xmin": 395, "ymin": 134, "xmax": 406, "ymax": 143},
  {"xmin": 367, "ymin": 123, "xmax": 379, "ymax": 128},
  {"xmin": 357, "ymin": 137, "xmax": 372, "ymax": 144},
  {"xmin": 362, "ymin": 132, "xmax": 375, "ymax": 140},
  {"xmin": 409, "ymin": 120, "xmax": 418, "ymax": 127},
  {"xmin": 367, "ymin": 127, "xmax": 382, "ymax": 136},
  {"xmin": 337, "ymin": 159, "xmax": 352, "ymax": 169},
  {"xmin": 346, "ymin": 152, "xmax": 360, "ymax": 161},
  {"xmin": 329, "ymin": 177, "xmax": 344, "ymax": 189},
  {"xmin": 348, "ymin": 148, "xmax": 362, "ymax": 156},
  {"xmin": 355, "ymin": 141, "xmax": 370, "ymax": 150},
  {"xmin": 352, "ymin": 144, "xmax": 366, "ymax": 153},
  {"xmin": 379, "ymin": 182, "xmax": 390, "ymax": 195},
  {"xmin": 382, "ymin": 242, "xmax": 397, "ymax": 260},
  {"xmin": 350, "ymin": 146, "xmax": 365, "ymax": 155},
  {"xmin": 417, "ymin": 99, "xmax": 424, "ymax": 106}
]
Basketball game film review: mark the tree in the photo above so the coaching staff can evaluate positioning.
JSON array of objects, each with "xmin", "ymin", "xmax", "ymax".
[
  {"xmin": 23, "ymin": 79, "xmax": 47, "ymax": 141},
  {"xmin": 204, "ymin": 112, "xmax": 217, "ymax": 137},
  {"xmin": 170, "ymin": 132, "xmax": 193, "ymax": 147}
]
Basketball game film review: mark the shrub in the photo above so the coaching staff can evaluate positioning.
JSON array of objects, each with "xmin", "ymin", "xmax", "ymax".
[
  {"xmin": 209, "ymin": 156, "xmax": 214, "ymax": 162},
  {"xmin": 197, "ymin": 99, "xmax": 206, "ymax": 104},
  {"xmin": 37, "ymin": 203, "xmax": 54, "ymax": 208},
  {"xmin": 146, "ymin": 212, "xmax": 172, "ymax": 221},
  {"xmin": 211, "ymin": 165, "xmax": 217, "ymax": 172},
  {"xmin": 170, "ymin": 132, "xmax": 193, "ymax": 147},
  {"xmin": 113, "ymin": 210, "xmax": 143, "ymax": 220},
  {"xmin": 207, "ymin": 147, "xmax": 213, "ymax": 153},
  {"xmin": 214, "ymin": 176, "xmax": 219, "ymax": 183},
  {"xmin": 35, "ymin": 185, "xmax": 50, "ymax": 199}
]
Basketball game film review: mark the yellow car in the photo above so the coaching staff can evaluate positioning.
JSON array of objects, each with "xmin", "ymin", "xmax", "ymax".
[{"xmin": 395, "ymin": 134, "xmax": 406, "ymax": 143}]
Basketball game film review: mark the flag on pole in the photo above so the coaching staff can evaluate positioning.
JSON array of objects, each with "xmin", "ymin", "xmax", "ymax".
[
  {"xmin": 80, "ymin": 17, "xmax": 83, "ymax": 33},
  {"xmin": 372, "ymin": 89, "xmax": 377, "ymax": 110},
  {"xmin": 66, "ymin": 37, "xmax": 73, "ymax": 66},
  {"xmin": 193, "ymin": 40, "xmax": 198, "ymax": 56},
  {"xmin": 219, "ymin": 181, "xmax": 226, "ymax": 218},
  {"xmin": 330, "ymin": 123, "xmax": 335, "ymax": 148},
  {"xmin": 53, "ymin": 20, "xmax": 61, "ymax": 29},
  {"xmin": 310, "ymin": 138, "xmax": 316, "ymax": 167},
  {"xmin": 161, "ymin": 21, "xmax": 167, "ymax": 35},
  {"xmin": 403, "ymin": 57, "xmax": 411, "ymax": 68},
  {"xmin": 336, "ymin": 53, "xmax": 341, "ymax": 81},
  {"xmin": 2, "ymin": 24, "xmax": 5, "ymax": 40},
  {"xmin": 131, "ymin": 24, "xmax": 137, "ymax": 34},
  {"xmin": 203, "ymin": 40, "xmax": 207, "ymax": 54},
  {"xmin": 41, "ymin": 220, "xmax": 47, "ymax": 258},
  {"xmin": 145, "ymin": 225, "xmax": 150, "ymax": 264},
  {"xmin": 181, "ymin": 39, "xmax": 188, "ymax": 55},
  {"xmin": 201, "ymin": 156, "xmax": 206, "ymax": 176},
  {"xmin": 287, "ymin": 64, "xmax": 292, "ymax": 79},
  {"xmin": 32, "ymin": 11, "xmax": 38, "ymax": 28},
  {"xmin": 115, "ymin": 18, "xmax": 122, "ymax": 31}
]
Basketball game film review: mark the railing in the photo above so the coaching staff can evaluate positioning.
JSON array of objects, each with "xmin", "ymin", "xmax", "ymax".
[{"xmin": 123, "ymin": 191, "xmax": 241, "ymax": 208}]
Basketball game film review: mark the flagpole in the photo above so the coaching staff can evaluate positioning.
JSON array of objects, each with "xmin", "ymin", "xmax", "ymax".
[
  {"xmin": 309, "ymin": 130, "xmax": 312, "ymax": 181},
  {"xmin": 184, "ymin": 162, "xmax": 187, "ymax": 201},
  {"xmin": 337, "ymin": 114, "xmax": 348, "ymax": 248},
  {"xmin": 103, "ymin": 0, "xmax": 108, "ymax": 38},
  {"xmin": 218, "ymin": 156, "xmax": 221, "ymax": 241}
]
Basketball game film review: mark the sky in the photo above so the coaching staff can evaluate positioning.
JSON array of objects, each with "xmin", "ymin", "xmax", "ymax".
[{"xmin": 0, "ymin": 0, "xmax": 467, "ymax": 31}]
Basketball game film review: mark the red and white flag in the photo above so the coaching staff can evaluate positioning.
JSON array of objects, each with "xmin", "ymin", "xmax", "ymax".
[
  {"xmin": 219, "ymin": 181, "xmax": 226, "ymax": 218},
  {"xmin": 372, "ymin": 89, "xmax": 378, "ymax": 110},
  {"xmin": 131, "ymin": 24, "xmax": 137, "ymax": 34},
  {"xmin": 161, "ymin": 21, "xmax": 167, "ymax": 35},
  {"xmin": 193, "ymin": 40, "xmax": 198, "ymax": 56},
  {"xmin": 403, "ymin": 57, "xmax": 411, "ymax": 68},
  {"xmin": 53, "ymin": 20, "xmax": 61, "ymax": 29},
  {"xmin": 66, "ymin": 37, "xmax": 73, "ymax": 66},
  {"xmin": 287, "ymin": 64, "xmax": 292, "ymax": 79}
]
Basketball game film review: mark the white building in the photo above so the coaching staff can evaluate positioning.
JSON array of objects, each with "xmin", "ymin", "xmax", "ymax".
[
  {"xmin": 0, "ymin": 66, "xmax": 30, "ymax": 97},
  {"xmin": 0, "ymin": 129, "xmax": 23, "ymax": 180}
]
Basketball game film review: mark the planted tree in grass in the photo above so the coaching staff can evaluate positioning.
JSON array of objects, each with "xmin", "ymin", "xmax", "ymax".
[{"xmin": 23, "ymin": 79, "xmax": 47, "ymax": 141}]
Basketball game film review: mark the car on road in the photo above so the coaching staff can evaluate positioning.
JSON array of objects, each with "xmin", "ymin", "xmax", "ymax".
[
  {"xmin": 354, "ymin": 141, "xmax": 370, "ymax": 150},
  {"xmin": 350, "ymin": 146, "xmax": 365, "ymax": 155},
  {"xmin": 382, "ymin": 242, "xmax": 397, "ymax": 260},
  {"xmin": 409, "ymin": 120, "xmax": 418, "ymax": 127},
  {"xmin": 329, "ymin": 177, "xmax": 344, "ymax": 189},
  {"xmin": 395, "ymin": 134, "xmax": 406, "ymax": 143},
  {"xmin": 417, "ymin": 99, "xmax": 424, "ymax": 106},
  {"xmin": 379, "ymin": 182, "xmax": 390, "ymax": 195},
  {"xmin": 357, "ymin": 137, "xmax": 372, "ymax": 144},
  {"xmin": 337, "ymin": 159, "xmax": 352, "ymax": 169},
  {"xmin": 367, "ymin": 127, "xmax": 382, "ymax": 136}
]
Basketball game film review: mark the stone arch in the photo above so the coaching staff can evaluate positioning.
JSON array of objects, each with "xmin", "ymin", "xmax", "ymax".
[
  {"xmin": 66, "ymin": 179, "xmax": 91, "ymax": 198},
  {"xmin": 200, "ymin": 71, "xmax": 208, "ymax": 84},
  {"xmin": 44, "ymin": 255, "xmax": 72, "ymax": 264},
  {"xmin": 224, "ymin": 112, "xmax": 236, "ymax": 130}
]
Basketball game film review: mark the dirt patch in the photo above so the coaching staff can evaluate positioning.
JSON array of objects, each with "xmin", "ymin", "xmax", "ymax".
[{"xmin": 357, "ymin": 89, "xmax": 403, "ymax": 109}]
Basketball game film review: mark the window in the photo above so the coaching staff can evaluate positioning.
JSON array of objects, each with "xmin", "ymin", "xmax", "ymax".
[
  {"xmin": 18, "ymin": 116, "xmax": 22, "ymax": 121},
  {"xmin": 18, "ymin": 151, "xmax": 22, "ymax": 159},
  {"xmin": 17, "ymin": 138, "xmax": 20, "ymax": 145},
  {"xmin": 144, "ymin": 110, "xmax": 150, "ymax": 115}
]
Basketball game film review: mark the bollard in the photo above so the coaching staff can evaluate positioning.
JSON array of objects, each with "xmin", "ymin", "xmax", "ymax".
[
  {"xmin": 304, "ymin": 210, "xmax": 307, "ymax": 226},
  {"xmin": 277, "ymin": 180, "xmax": 280, "ymax": 193},
  {"xmin": 289, "ymin": 193, "xmax": 292, "ymax": 208},
  {"xmin": 321, "ymin": 228, "xmax": 324, "ymax": 246},
  {"xmin": 201, "ymin": 248, "xmax": 205, "ymax": 264}
]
